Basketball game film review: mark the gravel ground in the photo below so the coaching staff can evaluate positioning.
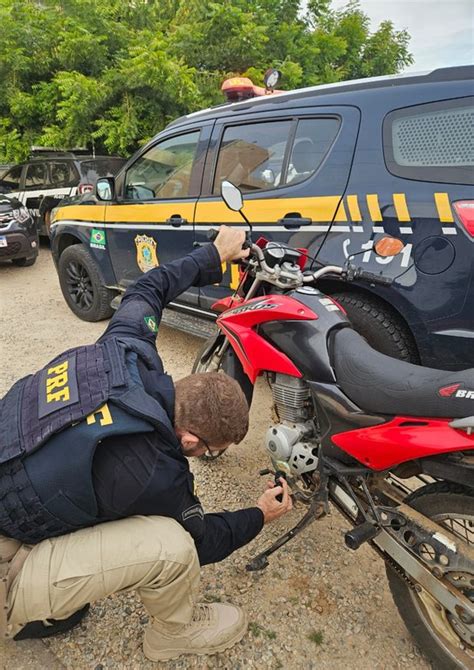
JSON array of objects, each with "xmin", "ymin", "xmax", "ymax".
[{"xmin": 0, "ymin": 246, "xmax": 430, "ymax": 669}]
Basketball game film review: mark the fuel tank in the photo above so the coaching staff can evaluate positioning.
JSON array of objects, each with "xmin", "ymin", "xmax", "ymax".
[{"xmin": 260, "ymin": 287, "xmax": 350, "ymax": 383}]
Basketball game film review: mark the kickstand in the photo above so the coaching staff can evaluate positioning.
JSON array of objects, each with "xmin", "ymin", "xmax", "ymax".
[{"xmin": 246, "ymin": 497, "xmax": 326, "ymax": 571}]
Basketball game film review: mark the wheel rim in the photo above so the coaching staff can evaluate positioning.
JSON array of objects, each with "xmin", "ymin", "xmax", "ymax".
[
  {"xmin": 65, "ymin": 260, "xmax": 94, "ymax": 311},
  {"xmin": 409, "ymin": 512, "xmax": 474, "ymax": 666}
]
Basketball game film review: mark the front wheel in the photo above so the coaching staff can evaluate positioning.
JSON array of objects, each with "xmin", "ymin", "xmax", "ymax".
[
  {"xmin": 386, "ymin": 483, "xmax": 474, "ymax": 669},
  {"xmin": 58, "ymin": 244, "xmax": 115, "ymax": 322}
]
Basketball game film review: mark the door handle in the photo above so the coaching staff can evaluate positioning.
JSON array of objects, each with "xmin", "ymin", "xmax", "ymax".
[
  {"xmin": 166, "ymin": 215, "xmax": 188, "ymax": 227},
  {"xmin": 278, "ymin": 212, "xmax": 312, "ymax": 230}
]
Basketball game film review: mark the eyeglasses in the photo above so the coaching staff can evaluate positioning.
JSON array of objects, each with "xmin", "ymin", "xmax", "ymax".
[{"xmin": 193, "ymin": 432, "xmax": 227, "ymax": 458}]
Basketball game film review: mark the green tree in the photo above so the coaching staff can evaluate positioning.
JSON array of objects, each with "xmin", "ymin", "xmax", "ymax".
[{"xmin": 0, "ymin": 0, "xmax": 413, "ymax": 162}]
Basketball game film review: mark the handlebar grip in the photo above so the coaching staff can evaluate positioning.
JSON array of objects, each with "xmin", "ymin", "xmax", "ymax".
[
  {"xmin": 207, "ymin": 228, "xmax": 219, "ymax": 242},
  {"xmin": 357, "ymin": 269, "xmax": 393, "ymax": 286},
  {"xmin": 207, "ymin": 228, "xmax": 253, "ymax": 250}
]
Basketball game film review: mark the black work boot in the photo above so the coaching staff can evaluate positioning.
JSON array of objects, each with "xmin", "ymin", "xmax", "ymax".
[{"xmin": 13, "ymin": 603, "xmax": 90, "ymax": 640}]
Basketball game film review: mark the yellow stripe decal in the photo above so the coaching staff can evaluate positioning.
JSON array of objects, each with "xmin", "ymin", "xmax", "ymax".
[
  {"xmin": 105, "ymin": 202, "xmax": 195, "ymax": 223},
  {"xmin": 366, "ymin": 194, "xmax": 383, "ymax": 222},
  {"xmin": 434, "ymin": 192, "xmax": 454, "ymax": 222},
  {"xmin": 347, "ymin": 195, "xmax": 362, "ymax": 222},
  {"xmin": 53, "ymin": 204, "xmax": 106, "ymax": 223},
  {"xmin": 195, "ymin": 195, "xmax": 347, "ymax": 224},
  {"xmin": 230, "ymin": 264, "xmax": 240, "ymax": 290},
  {"xmin": 393, "ymin": 193, "xmax": 411, "ymax": 222}
]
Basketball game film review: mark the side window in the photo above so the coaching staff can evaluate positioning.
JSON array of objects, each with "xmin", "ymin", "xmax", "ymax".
[
  {"xmin": 24, "ymin": 163, "xmax": 47, "ymax": 190},
  {"xmin": 0, "ymin": 165, "xmax": 23, "ymax": 192},
  {"xmin": 284, "ymin": 117, "xmax": 341, "ymax": 186},
  {"xmin": 384, "ymin": 97, "xmax": 474, "ymax": 185},
  {"xmin": 125, "ymin": 131, "xmax": 200, "ymax": 200},
  {"xmin": 213, "ymin": 121, "xmax": 291, "ymax": 193},
  {"xmin": 48, "ymin": 162, "xmax": 77, "ymax": 188}
]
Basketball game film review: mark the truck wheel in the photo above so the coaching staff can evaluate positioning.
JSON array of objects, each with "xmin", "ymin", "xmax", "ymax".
[
  {"xmin": 12, "ymin": 256, "xmax": 36, "ymax": 267},
  {"xmin": 331, "ymin": 292, "xmax": 419, "ymax": 363},
  {"xmin": 58, "ymin": 244, "xmax": 115, "ymax": 322}
]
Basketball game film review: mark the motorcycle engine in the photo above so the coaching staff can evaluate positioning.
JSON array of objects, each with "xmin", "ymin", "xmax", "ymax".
[{"xmin": 265, "ymin": 374, "xmax": 318, "ymax": 476}]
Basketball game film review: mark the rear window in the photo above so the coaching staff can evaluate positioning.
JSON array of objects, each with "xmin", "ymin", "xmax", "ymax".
[
  {"xmin": 0, "ymin": 165, "xmax": 22, "ymax": 192},
  {"xmin": 213, "ymin": 117, "xmax": 340, "ymax": 193},
  {"xmin": 79, "ymin": 158, "xmax": 127, "ymax": 180},
  {"xmin": 383, "ymin": 97, "xmax": 474, "ymax": 185},
  {"xmin": 48, "ymin": 161, "xmax": 78, "ymax": 188}
]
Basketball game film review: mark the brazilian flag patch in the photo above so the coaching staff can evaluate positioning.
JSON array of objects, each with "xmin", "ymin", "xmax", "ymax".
[{"xmin": 144, "ymin": 316, "xmax": 158, "ymax": 333}]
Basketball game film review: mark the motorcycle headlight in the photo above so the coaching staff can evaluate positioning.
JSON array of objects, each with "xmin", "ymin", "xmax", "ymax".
[{"xmin": 12, "ymin": 207, "xmax": 31, "ymax": 224}]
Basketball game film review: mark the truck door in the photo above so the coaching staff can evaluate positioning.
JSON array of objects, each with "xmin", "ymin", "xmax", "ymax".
[
  {"xmin": 104, "ymin": 123, "xmax": 212, "ymax": 306},
  {"xmin": 195, "ymin": 107, "xmax": 360, "ymax": 310}
]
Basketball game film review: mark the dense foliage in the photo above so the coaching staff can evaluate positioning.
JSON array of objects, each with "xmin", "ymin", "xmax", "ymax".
[{"xmin": 0, "ymin": 0, "xmax": 413, "ymax": 161}]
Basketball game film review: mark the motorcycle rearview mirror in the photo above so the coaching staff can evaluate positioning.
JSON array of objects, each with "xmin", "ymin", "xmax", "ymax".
[
  {"xmin": 220, "ymin": 180, "xmax": 252, "ymax": 231},
  {"xmin": 221, "ymin": 180, "xmax": 243, "ymax": 212},
  {"xmin": 374, "ymin": 236, "xmax": 404, "ymax": 257}
]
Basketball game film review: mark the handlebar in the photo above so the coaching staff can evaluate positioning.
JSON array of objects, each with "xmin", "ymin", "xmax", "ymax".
[{"xmin": 206, "ymin": 228, "xmax": 393, "ymax": 288}]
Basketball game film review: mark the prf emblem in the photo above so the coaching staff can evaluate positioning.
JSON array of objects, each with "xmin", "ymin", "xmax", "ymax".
[
  {"xmin": 135, "ymin": 234, "xmax": 159, "ymax": 273},
  {"xmin": 87, "ymin": 403, "xmax": 113, "ymax": 427},
  {"xmin": 46, "ymin": 361, "xmax": 70, "ymax": 403},
  {"xmin": 38, "ymin": 355, "xmax": 79, "ymax": 419}
]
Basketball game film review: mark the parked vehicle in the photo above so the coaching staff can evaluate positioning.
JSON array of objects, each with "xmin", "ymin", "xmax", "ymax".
[
  {"xmin": 0, "ymin": 195, "xmax": 38, "ymax": 266},
  {"xmin": 0, "ymin": 151, "xmax": 126, "ymax": 236},
  {"xmin": 49, "ymin": 65, "xmax": 473, "ymax": 369},
  {"xmin": 194, "ymin": 180, "xmax": 474, "ymax": 670}
]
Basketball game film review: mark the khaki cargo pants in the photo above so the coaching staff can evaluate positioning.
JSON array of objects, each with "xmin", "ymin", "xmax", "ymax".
[{"xmin": 2, "ymin": 516, "xmax": 200, "ymax": 639}]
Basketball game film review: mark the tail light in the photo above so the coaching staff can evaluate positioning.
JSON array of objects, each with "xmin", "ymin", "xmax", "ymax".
[
  {"xmin": 79, "ymin": 183, "xmax": 94, "ymax": 195},
  {"xmin": 453, "ymin": 201, "xmax": 474, "ymax": 237}
]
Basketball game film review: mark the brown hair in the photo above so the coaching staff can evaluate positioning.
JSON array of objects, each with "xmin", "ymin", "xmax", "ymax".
[{"xmin": 174, "ymin": 372, "xmax": 249, "ymax": 446}]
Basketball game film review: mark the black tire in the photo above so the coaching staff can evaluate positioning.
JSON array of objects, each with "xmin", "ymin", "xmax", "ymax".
[
  {"xmin": 12, "ymin": 256, "xmax": 36, "ymax": 267},
  {"xmin": 58, "ymin": 244, "xmax": 115, "ymax": 322},
  {"xmin": 330, "ymin": 291, "xmax": 419, "ymax": 363},
  {"xmin": 386, "ymin": 482, "xmax": 474, "ymax": 670}
]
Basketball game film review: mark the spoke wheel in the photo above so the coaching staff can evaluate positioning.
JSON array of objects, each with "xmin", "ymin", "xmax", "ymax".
[{"xmin": 386, "ymin": 484, "xmax": 474, "ymax": 670}]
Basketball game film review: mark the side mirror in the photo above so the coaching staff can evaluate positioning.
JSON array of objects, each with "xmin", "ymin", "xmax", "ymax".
[
  {"xmin": 221, "ymin": 180, "xmax": 243, "ymax": 212},
  {"xmin": 374, "ymin": 236, "xmax": 404, "ymax": 257},
  {"xmin": 96, "ymin": 177, "xmax": 115, "ymax": 201}
]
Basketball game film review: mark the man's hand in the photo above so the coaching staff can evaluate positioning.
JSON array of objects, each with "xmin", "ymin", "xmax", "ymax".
[
  {"xmin": 213, "ymin": 226, "xmax": 250, "ymax": 264},
  {"xmin": 256, "ymin": 478, "xmax": 293, "ymax": 524}
]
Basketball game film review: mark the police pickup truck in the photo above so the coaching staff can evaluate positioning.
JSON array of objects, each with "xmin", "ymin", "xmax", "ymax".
[{"xmin": 50, "ymin": 65, "xmax": 474, "ymax": 371}]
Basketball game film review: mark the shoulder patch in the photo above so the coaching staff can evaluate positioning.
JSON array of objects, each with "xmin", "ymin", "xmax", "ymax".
[
  {"xmin": 144, "ymin": 316, "xmax": 158, "ymax": 333},
  {"xmin": 182, "ymin": 504, "xmax": 204, "ymax": 522}
]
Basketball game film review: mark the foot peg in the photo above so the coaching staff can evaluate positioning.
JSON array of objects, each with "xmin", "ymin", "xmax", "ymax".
[{"xmin": 345, "ymin": 521, "xmax": 379, "ymax": 550}]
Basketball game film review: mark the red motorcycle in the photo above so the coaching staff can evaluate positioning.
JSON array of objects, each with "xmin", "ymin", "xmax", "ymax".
[{"xmin": 194, "ymin": 181, "xmax": 474, "ymax": 670}]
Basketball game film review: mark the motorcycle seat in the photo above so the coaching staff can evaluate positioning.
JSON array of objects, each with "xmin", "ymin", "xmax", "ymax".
[{"xmin": 332, "ymin": 327, "xmax": 474, "ymax": 419}]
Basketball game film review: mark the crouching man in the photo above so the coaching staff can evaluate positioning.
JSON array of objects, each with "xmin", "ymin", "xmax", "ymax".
[{"xmin": 0, "ymin": 227, "xmax": 292, "ymax": 661}]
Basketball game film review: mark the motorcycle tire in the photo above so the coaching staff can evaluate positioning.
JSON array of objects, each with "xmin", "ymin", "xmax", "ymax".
[
  {"xmin": 192, "ymin": 335, "xmax": 254, "ymax": 460},
  {"xmin": 385, "ymin": 482, "xmax": 474, "ymax": 670}
]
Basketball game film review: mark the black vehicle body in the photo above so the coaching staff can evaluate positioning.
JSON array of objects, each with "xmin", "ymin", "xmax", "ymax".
[
  {"xmin": 49, "ymin": 66, "xmax": 474, "ymax": 370},
  {"xmin": 0, "ymin": 153, "xmax": 127, "ymax": 236},
  {"xmin": 0, "ymin": 195, "xmax": 38, "ymax": 266}
]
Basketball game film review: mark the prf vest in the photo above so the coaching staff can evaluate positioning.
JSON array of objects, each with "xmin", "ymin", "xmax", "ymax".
[{"xmin": 0, "ymin": 337, "xmax": 177, "ymax": 543}]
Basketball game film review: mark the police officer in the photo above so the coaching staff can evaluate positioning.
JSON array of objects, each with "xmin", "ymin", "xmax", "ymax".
[{"xmin": 0, "ymin": 227, "xmax": 293, "ymax": 662}]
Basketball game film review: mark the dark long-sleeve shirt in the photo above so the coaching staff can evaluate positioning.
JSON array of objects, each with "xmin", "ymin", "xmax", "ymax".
[{"xmin": 93, "ymin": 244, "xmax": 263, "ymax": 565}]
